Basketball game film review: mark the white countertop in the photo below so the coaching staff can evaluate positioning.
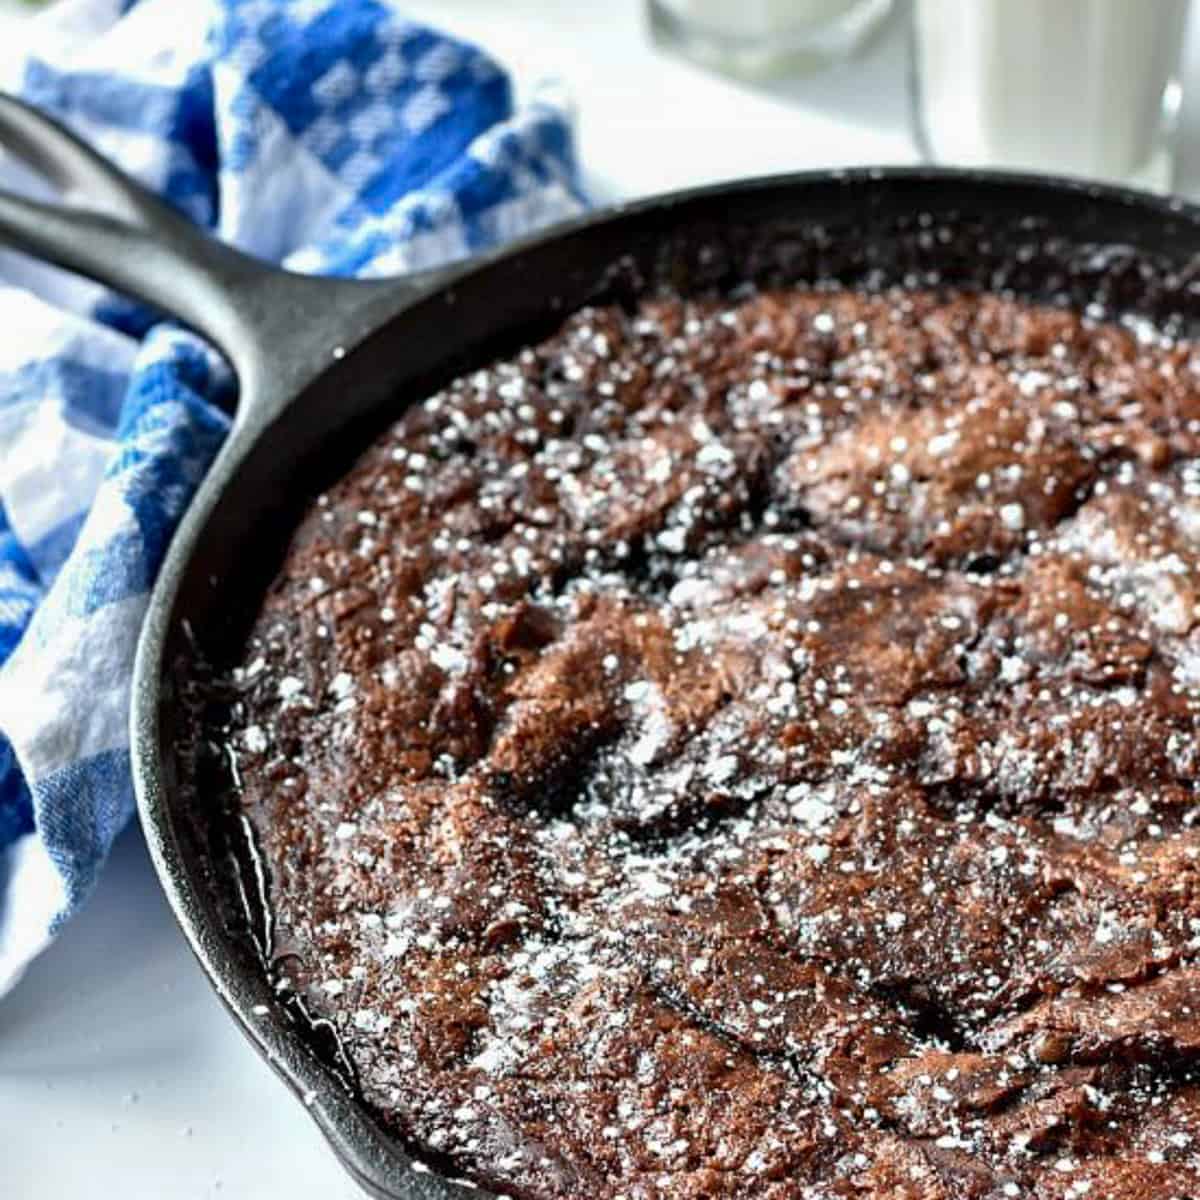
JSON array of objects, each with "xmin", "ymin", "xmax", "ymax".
[{"xmin": 4, "ymin": 2, "xmax": 1200, "ymax": 1197}]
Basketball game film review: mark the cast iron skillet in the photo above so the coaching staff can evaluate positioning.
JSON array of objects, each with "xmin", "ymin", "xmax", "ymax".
[{"xmin": 2, "ymin": 93, "xmax": 1200, "ymax": 1199}]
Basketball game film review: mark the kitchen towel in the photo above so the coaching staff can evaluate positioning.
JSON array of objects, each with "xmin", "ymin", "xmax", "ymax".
[{"xmin": 0, "ymin": 0, "xmax": 583, "ymax": 996}]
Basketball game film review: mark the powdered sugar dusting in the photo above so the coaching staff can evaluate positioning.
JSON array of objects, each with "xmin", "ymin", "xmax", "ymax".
[{"xmin": 209, "ymin": 287, "xmax": 1200, "ymax": 1198}]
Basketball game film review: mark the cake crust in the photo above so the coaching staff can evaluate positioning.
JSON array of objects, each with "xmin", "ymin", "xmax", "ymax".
[{"xmin": 218, "ymin": 288, "xmax": 1200, "ymax": 1198}]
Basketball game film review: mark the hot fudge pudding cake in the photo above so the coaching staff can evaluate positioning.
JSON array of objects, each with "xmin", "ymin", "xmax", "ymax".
[{"xmin": 211, "ymin": 287, "xmax": 1200, "ymax": 1199}]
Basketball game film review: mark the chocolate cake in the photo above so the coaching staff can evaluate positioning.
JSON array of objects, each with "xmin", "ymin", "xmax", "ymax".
[{"xmin": 214, "ymin": 287, "xmax": 1200, "ymax": 1198}]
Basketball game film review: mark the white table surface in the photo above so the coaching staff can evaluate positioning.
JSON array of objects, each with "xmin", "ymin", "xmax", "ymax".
[{"xmin": 5, "ymin": 2, "xmax": 1200, "ymax": 1197}]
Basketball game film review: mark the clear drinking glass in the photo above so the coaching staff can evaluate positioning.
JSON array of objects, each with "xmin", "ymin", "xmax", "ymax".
[
  {"xmin": 648, "ymin": 0, "xmax": 895, "ymax": 78},
  {"xmin": 911, "ymin": 0, "xmax": 1192, "ymax": 191}
]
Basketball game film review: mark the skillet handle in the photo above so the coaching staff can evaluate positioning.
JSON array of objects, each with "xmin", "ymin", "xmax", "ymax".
[{"xmin": 0, "ymin": 93, "xmax": 435, "ymax": 432}]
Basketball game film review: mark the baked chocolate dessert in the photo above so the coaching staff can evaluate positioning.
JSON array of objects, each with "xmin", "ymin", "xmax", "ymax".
[{"xmin": 215, "ymin": 287, "xmax": 1200, "ymax": 1198}]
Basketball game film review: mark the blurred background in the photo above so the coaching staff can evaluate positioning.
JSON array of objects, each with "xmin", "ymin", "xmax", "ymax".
[
  {"xmin": 394, "ymin": 0, "xmax": 1200, "ymax": 198},
  {"xmin": 5, "ymin": 0, "xmax": 1195, "ymax": 200}
]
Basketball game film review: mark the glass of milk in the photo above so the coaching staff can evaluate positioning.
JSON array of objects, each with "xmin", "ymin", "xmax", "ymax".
[
  {"xmin": 648, "ymin": 0, "xmax": 895, "ymax": 77},
  {"xmin": 911, "ymin": 0, "xmax": 1193, "ymax": 190}
]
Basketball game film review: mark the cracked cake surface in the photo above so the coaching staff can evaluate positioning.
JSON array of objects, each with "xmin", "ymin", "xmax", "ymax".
[{"xmin": 213, "ymin": 287, "xmax": 1200, "ymax": 1198}]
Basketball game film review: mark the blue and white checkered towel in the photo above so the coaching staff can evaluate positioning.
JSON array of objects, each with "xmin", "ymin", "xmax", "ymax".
[{"xmin": 0, "ymin": 0, "xmax": 584, "ymax": 997}]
